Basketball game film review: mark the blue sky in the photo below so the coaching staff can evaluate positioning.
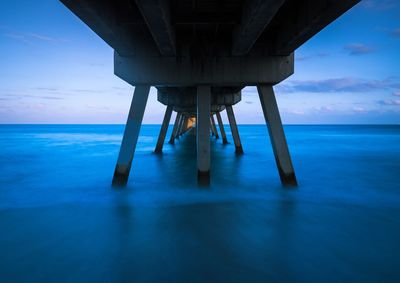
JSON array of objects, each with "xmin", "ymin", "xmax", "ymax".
[{"xmin": 0, "ymin": 0, "xmax": 399, "ymax": 124}]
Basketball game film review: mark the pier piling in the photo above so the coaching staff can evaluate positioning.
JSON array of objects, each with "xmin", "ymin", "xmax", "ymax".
[
  {"xmin": 226, "ymin": 105, "xmax": 243, "ymax": 154},
  {"xmin": 216, "ymin": 112, "xmax": 228, "ymax": 144},
  {"xmin": 258, "ymin": 85, "xmax": 297, "ymax": 186},
  {"xmin": 112, "ymin": 86, "xmax": 150, "ymax": 187},
  {"xmin": 155, "ymin": 105, "xmax": 173, "ymax": 153},
  {"xmin": 197, "ymin": 86, "xmax": 211, "ymax": 181}
]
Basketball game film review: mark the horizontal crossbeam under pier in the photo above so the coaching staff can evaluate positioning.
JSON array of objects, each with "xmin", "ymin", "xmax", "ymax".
[{"xmin": 115, "ymin": 53, "xmax": 293, "ymax": 86}]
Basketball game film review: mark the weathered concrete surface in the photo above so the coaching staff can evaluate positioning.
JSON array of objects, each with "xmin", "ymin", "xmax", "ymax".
[
  {"xmin": 226, "ymin": 105, "xmax": 243, "ymax": 154},
  {"xmin": 115, "ymin": 53, "xmax": 294, "ymax": 86},
  {"xmin": 258, "ymin": 85, "xmax": 297, "ymax": 186},
  {"xmin": 169, "ymin": 112, "xmax": 181, "ymax": 144},
  {"xmin": 216, "ymin": 112, "xmax": 228, "ymax": 144},
  {"xmin": 112, "ymin": 86, "xmax": 150, "ymax": 187},
  {"xmin": 210, "ymin": 115, "xmax": 219, "ymax": 139},
  {"xmin": 155, "ymin": 105, "xmax": 173, "ymax": 153},
  {"xmin": 197, "ymin": 86, "xmax": 211, "ymax": 179}
]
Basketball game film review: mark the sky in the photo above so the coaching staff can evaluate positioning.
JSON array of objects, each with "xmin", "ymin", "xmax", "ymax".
[{"xmin": 0, "ymin": 0, "xmax": 399, "ymax": 124}]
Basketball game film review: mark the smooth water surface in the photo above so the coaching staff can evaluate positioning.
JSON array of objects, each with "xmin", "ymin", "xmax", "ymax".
[{"xmin": 0, "ymin": 125, "xmax": 399, "ymax": 282}]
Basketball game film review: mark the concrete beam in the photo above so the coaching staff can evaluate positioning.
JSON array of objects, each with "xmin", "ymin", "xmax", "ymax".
[
  {"xmin": 216, "ymin": 112, "xmax": 228, "ymax": 144},
  {"xmin": 257, "ymin": 85, "xmax": 297, "ymax": 186},
  {"xmin": 226, "ymin": 105, "xmax": 243, "ymax": 154},
  {"xmin": 197, "ymin": 86, "xmax": 211, "ymax": 180},
  {"xmin": 273, "ymin": 0, "xmax": 360, "ymax": 55},
  {"xmin": 232, "ymin": 0, "xmax": 286, "ymax": 55},
  {"xmin": 155, "ymin": 105, "xmax": 173, "ymax": 153},
  {"xmin": 112, "ymin": 85, "xmax": 150, "ymax": 187},
  {"xmin": 135, "ymin": 0, "xmax": 176, "ymax": 56},
  {"xmin": 168, "ymin": 112, "xmax": 181, "ymax": 144},
  {"xmin": 60, "ymin": 0, "xmax": 157, "ymax": 56},
  {"xmin": 210, "ymin": 115, "xmax": 219, "ymax": 139},
  {"xmin": 115, "ymin": 52, "xmax": 294, "ymax": 86}
]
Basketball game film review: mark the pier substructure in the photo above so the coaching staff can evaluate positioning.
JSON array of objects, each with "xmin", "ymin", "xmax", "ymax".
[
  {"xmin": 258, "ymin": 85, "xmax": 297, "ymax": 186},
  {"xmin": 176, "ymin": 115, "xmax": 185, "ymax": 139},
  {"xmin": 226, "ymin": 105, "xmax": 243, "ymax": 154},
  {"xmin": 197, "ymin": 86, "xmax": 211, "ymax": 180},
  {"xmin": 210, "ymin": 119, "xmax": 215, "ymax": 137},
  {"xmin": 112, "ymin": 86, "xmax": 150, "ymax": 187},
  {"xmin": 210, "ymin": 114, "xmax": 219, "ymax": 139},
  {"xmin": 155, "ymin": 105, "xmax": 173, "ymax": 153},
  {"xmin": 168, "ymin": 112, "xmax": 181, "ymax": 144},
  {"xmin": 181, "ymin": 116, "xmax": 189, "ymax": 135},
  {"xmin": 63, "ymin": 0, "xmax": 360, "ymax": 187},
  {"xmin": 216, "ymin": 112, "xmax": 228, "ymax": 144}
]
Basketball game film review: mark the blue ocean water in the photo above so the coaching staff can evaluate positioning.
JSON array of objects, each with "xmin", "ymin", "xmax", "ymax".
[{"xmin": 0, "ymin": 124, "xmax": 399, "ymax": 282}]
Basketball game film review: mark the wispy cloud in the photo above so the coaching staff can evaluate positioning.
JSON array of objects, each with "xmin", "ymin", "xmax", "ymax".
[
  {"xmin": 393, "ymin": 91, "xmax": 400, "ymax": 97},
  {"xmin": 277, "ymin": 77, "xmax": 400, "ymax": 94},
  {"xmin": 352, "ymin": 106, "xmax": 367, "ymax": 113},
  {"xmin": 4, "ymin": 31, "xmax": 68, "ymax": 46},
  {"xmin": 344, "ymin": 43, "xmax": 375, "ymax": 56},
  {"xmin": 378, "ymin": 99, "xmax": 400, "ymax": 106},
  {"xmin": 0, "ymin": 92, "xmax": 64, "ymax": 101},
  {"xmin": 313, "ymin": 106, "xmax": 334, "ymax": 113},
  {"xmin": 296, "ymin": 52, "xmax": 329, "ymax": 61}
]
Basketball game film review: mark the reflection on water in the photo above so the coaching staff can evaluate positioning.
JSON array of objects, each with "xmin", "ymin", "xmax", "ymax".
[{"xmin": 0, "ymin": 125, "xmax": 400, "ymax": 282}]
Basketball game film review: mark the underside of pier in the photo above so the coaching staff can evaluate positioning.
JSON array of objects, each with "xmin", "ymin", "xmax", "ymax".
[{"xmin": 61, "ymin": 0, "xmax": 360, "ymax": 186}]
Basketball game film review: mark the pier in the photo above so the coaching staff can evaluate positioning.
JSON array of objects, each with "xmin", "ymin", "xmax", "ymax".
[{"xmin": 61, "ymin": 0, "xmax": 360, "ymax": 186}]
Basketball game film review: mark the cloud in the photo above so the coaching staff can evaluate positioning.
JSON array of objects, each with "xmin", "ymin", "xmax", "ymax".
[
  {"xmin": 0, "ymin": 92, "xmax": 64, "ymax": 101},
  {"xmin": 285, "ymin": 109, "xmax": 305, "ymax": 115},
  {"xmin": 393, "ymin": 91, "xmax": 400, "ymax": 97},
  {"xmin": 378, "ymin": 99, "xmax": 400, "ymax": 106},
  {"xmin": 4, "ymin": 31, "xmax": 67, "ymax": 46},
  {"xmin": 359, "ymin": 0, "xmax": 398, "ymax": 10},
  {"xmin": 296, "ymin": 52, "xmax": 329, "ymax": 61},
  {"xmin": 391, "ymin": 28, "xmax": 400, "ymax": 38},
  {"xmin": 352, "ymin": 106, "xmax": 367, "ymax": 113},
  {"xmin": 313, "ymin": 106, "xmax": 333, "ymax": 113},
  {"xmin": 343, "ymin": 43, "xmax": 375, "ymax": 56},
  {"xmin": 277, "ymin": 77, "xmax": 400, "ymax": 94}
]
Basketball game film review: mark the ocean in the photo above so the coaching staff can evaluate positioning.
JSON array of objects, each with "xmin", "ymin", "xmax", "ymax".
[{"xmin": 0, "ymin": 124, "xmax": 399, "ymax": 282}]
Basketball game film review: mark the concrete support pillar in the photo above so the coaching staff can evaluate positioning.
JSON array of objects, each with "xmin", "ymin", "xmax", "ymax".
[
  {"xmin": 226, "ymin": 105, "xmax": 243, "ymax": 154},
  {"xmin": 177, "ymin": 115, "xmax": 185, "ymax": 138},
  {"xmin": 168, "ymin": 112, "xmax": 181, "ymax": 144},
  {"xmin": 182, "ymin": 116, "xmax": 188, "ymax": 135},
  {"xmin": 197, "ymin": 86, "xmax": 211, "ymax": 180},
  {"xmin": 257, "ymin": 85, "xmax": 297, "ymax": 186},
  {"xmin": 155, "ymin": 105, "xmax": 173, "ymax": 153},
  {"xmin": 210, "ymin": 114, "xmax": 219, "ymax": 139},
  {"xmin": 216, "ymin": 112, "xmax": 228, "ymax": 144},
  {"xmin": 112, "ymin": 86, "xmax": 150, "ymax": 187},
  {"xmin": 210, "ymin": 119, "xmax": 215, "ymax": 137}
]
